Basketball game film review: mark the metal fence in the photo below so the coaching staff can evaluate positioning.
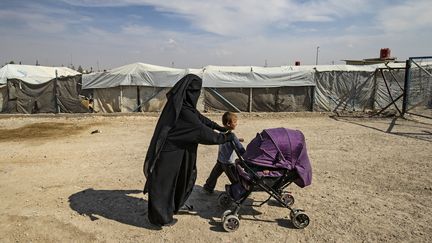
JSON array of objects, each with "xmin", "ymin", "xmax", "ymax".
[{"xmin": 403, "ymin": 56, "xmax": 432, "ymax": 119}]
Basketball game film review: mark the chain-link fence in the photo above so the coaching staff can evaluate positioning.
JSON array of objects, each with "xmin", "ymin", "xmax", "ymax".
[{"xmin": 403, "ymin": 57, "xmax": 432, "ymax": 118}]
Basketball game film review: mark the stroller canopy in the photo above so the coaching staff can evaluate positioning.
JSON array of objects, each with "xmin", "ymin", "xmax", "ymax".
[{"xmin": 243, "ymin": 128, "xmax": 312, "ymax": 187}]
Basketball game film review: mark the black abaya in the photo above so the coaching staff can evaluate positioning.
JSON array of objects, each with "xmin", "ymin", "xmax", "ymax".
[{"xmin": 143, "ymin": 74, "xmax": 232, "ymax": 226}]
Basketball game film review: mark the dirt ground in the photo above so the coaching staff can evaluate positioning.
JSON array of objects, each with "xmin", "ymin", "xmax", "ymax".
[{"xmin": 0, "ymin": 112, "xmax": 431, "ymax": 242}]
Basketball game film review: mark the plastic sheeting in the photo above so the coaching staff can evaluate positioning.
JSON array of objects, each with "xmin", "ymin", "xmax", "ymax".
[
  {"xmin": 82, "ymin": 63, "xmax": 188, "ymax": 89},
  {"xmin": 82, "ymin": 63, "xmax": 316, "ymax": 89},
  {"xmin": 5, "ymin": 79, "xmax": 56, "ymax": 113},
  {"xmin": 2, "ymin": 76, "xmax": 88, "ymax": 114},
  {"xmin": 0, "ymin": 85, "xmax": 7, "ymax": 112},
  {"xmin": 203, "ymin": 87, "xmax": 313, "ymax": 112},
  {"xmin": 374, "ymin": 69, "xmax": 405, "ymax": 113},
  {"xmin": 0, "ymin": 64, "xmax": 79, "ymax": 85},
  {"xmin": 314, "ymin": 71, "xmax": 375, "ymax": 112},
  {"xmin": 93, "ymin": 87, "xmax": 121, "ymax": 113},
  {"xmin": 92, "ymin": 86, "xmax": 170, "ymax": 113},
  {"xmin": 56, "ymin": 76, "xmax": 89, "ymax": 113},
  {"xmin": 202, "ymin": 65, "xmax": 315, "ymax": 87},
  {"xmin": 204, "ymin": 88, "xmax": 250, "ymax": 112},
  {"xmin": 406, "ymin": 65, "xmax": 432, "ymax": 116},
  {"xmin": 138, "ymin": 87, "xmax": 170, "ymax": 112},
  {"xmin": 81, "ymin": 62, "xmax": 432, "ymax": 113}
]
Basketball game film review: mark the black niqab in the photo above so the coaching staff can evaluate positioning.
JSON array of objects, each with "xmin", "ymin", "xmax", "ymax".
[
  {"xmin": 144, "ymin": 74, "xmax": 202, "ymax": 178},
  {"xmin": 143, "ymin": 74, "xmax": 232, "ymax": 226}
]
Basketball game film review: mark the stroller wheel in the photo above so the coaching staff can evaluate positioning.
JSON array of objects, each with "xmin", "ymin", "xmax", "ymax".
[
  {"xmin": 223, "ymin": 214, "xmax": 240, "ymax": 232},
  {"xmin": 290, "ymin": 210, "xmax": 310, "ymax": 229},
  {"xmin": 221, "ymin": 210, "xmax": 232, "ymax": 222},
  {"xmin": 218, "ymin": 192, "xmax": 233, "ymax": 209},
  {"xmin": 281, "ymin": 192, "xmax": 295, "ymax": 207}
]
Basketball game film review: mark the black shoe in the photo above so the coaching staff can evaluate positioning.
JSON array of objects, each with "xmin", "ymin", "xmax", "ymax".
[
  {"xmin": 203, "ymin": 185, "xmax": 214, "ymax": 194},
  {"xmin": 178, "ymin": 204, "xmax": 197, "ymax": 215},
  {"xmin": 147, "ymin": 220, "xmax": 162, "ymax": 230},
  {"xmin": 163, "ymin": 218, "xmax": 178, "ymax": 227},
  {"xmin": 148, "ymin": 218, "xmax": 178, "ymax": 228}
]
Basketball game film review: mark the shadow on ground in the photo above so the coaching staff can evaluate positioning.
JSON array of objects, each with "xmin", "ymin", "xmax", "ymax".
[
  {"xmin": 183, "ymin": 185, "xmax": 296, "ymax": 232},
  {"xmin": 69, "ymin": 186, "xmax": 292, "ymax": 231},
  {"xmin": 68, "ymin": 189, "xmax": 161, "ymax": 230},
  {"xmin": 330, "ymin": 116, "xmax": 432, "ymax": 142}
]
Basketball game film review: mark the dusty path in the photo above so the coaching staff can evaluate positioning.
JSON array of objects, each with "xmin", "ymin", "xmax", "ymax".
[{"xmin": 0, "ymin": 113, "xmax": 431, "ymax": 242}]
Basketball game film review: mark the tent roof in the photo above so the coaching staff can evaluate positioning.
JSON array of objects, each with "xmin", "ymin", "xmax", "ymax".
[
  {"xmin": 83, "ymin": 63, "xmax": 317, "ymax": 89},
  {"xmin": 0, "ymin": 64, "xmax": 79, "ymax": 85},
  {"xmin": 81, "ymin": 61, "xmax": 432, "ymax": 89},
  {"xmin": 82, "ymin": 62, "xmax": 188, "ymax": 89},
  {"xmin": 202, "ymin": 65, "xmax": 315, "ymax": 87}
]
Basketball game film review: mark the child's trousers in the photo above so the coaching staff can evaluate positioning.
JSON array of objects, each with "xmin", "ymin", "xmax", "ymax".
[{"xmin": 204, "ymin": 161, "xmax": 238, "ymax": 191}]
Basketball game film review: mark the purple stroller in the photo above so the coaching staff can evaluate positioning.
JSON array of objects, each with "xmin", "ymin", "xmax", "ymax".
[{"xmin": 218, "ymin": 128, "xmax": 312, "ymax": 232}]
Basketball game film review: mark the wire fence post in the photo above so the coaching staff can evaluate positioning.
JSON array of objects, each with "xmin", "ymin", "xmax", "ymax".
[{"xmin": 402, "ymin": 59, "xmax": 411, "ymax": 116}]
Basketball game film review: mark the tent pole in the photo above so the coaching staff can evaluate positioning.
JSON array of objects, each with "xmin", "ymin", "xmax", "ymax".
[
  {"xmin": 54, "ymin": 70, "xmax": 60, "ymax": 113},
  {"xmin": 402, "ymin": 60, "xmax": 411, "ymax": 116},
  {"xmin": 249, "ymin": 88, "xmax": 252, "ymax": 112},
  {"xmin": 120, "ymin": 86, "xmax": 123, "ymax": 112},
  {"xmin": 208, "ymin": 88, "xmax": 241, "ymax": 113},
  {"xmin": 136, "ymin": 86, "xmax": 141, "ymax": 112}
]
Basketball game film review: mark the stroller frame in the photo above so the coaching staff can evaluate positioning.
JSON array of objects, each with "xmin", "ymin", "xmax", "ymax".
[{"xmin": 219, "ymin": 141, "xmax": 310, "ymax": 232}]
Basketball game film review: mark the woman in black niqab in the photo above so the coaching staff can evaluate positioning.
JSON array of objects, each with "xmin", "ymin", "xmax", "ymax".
[{"xmin": 143, "ymin": 74, "xmax": 233, "ymax": 227}]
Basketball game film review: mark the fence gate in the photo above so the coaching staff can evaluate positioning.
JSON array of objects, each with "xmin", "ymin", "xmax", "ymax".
[{"xmin": 402, "ymin": 56, "xmax": 432, "ymax": 119}]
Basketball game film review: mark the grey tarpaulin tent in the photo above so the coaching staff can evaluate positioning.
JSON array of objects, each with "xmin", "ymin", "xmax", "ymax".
[
  {"xmin": 81, "ymin": 61, "xmax": 431, "ymax": 113},
  {"xmin": 82, "ymin": 62, "xmax": 189, "ymax": 113},
  {"xmin": 0, "ymin": 64, "xmax": 87, "ymax": 113},
  {"xmin": 82, "ymin": 63, "xmax": 316, "ymax": 113},
  {"xmin": 0, "ymin": 84, "xmax": 6, "ymax": 112},
  {"xmin": 202, "ymin": 65, "xmax": 315, "ymax": 112}
]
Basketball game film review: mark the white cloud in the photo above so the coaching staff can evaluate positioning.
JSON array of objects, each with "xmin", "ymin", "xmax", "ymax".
[
  {"xmin": 0, "ymin": 9, "xmax": 67, "ymax": 33},
  {"xmin": 0, "ymin": 2, "xmax": 93, "ymax": 34},
  {"xmin": 121, "ymin": 25, "xmax": 153, "ymax": 35},
  {"xmin": 1, "ymin": 0, "xmax": 430, "ymax": 68},
  {"xmin": 62, "ymin": 0, "xmax": 376, "ymax": 36},
  {"xmin": 376, "ymin": 0, "xmax": 432, "ymax": 32}
]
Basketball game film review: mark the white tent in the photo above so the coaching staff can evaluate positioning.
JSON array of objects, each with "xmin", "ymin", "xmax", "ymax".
[
  {"xmin": 82, "ymin": 62, "xmax": 188, "ymax": 89},
  {"xmin": 82, "ymin": 63, "xmax": 317, "ymax": 112},
  {"xmin": 0, "ymin": 64, "xmax": 79, "ymax": 85},
  {"xmin": 80, "ymin": 61, "xmax": 431, "ymax": 113},
  {"xmin": 202, "ymin": 65, "xmax": 315, "ymax": 88},
  {"xmin": 82, "ymin": 63, "xmax": 191, "ymax": 112}
]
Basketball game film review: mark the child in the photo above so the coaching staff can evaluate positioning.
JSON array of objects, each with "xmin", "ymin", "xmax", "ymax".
[{"xmin": 203, "ymin": 112, "xmax": 245, "ymax": 193}]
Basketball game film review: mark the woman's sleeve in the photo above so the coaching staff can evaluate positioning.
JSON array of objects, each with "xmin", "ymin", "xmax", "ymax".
[
  {"xmin": 197, "ymin": 112, "xmax": 228, "ymax": 132},
  {"xmin": 198, "ymin": 125, "xmax": 234, "ymax": 145}
]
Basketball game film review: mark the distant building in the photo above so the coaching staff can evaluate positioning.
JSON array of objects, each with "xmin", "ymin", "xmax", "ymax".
[{"xmin": 343, "ymin": 48, "xmax": 397, "ymax": 65}]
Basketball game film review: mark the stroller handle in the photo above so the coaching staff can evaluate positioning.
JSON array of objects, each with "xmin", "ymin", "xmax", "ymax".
[{"xmin": 229, "ymin": 140, "xmax": 244, "ymax": 160}]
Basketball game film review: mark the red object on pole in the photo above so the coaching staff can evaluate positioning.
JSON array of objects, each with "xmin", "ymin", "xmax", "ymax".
[{"xmin": 380, "ymin": 48, "xmax": 391, "ymax": 59}]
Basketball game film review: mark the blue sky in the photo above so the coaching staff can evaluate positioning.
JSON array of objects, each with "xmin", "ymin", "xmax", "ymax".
[{"xmin": 0, "ymin": 0, "xmax": 430, "ymax": 69}]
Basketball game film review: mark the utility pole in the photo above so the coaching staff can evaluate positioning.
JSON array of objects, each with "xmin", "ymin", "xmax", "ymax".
[{"xmin": 315, "ymin": 46, "xmax": 320, "ymax": 65}]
